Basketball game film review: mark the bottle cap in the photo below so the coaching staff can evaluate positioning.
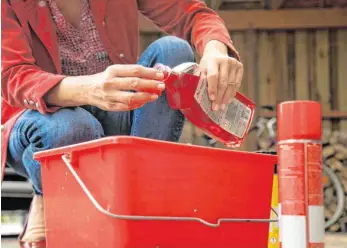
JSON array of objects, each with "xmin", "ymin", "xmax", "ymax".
[
  {"xmin": 277, "ymin": 100, "xmax": 322, "ymax": 141},
  {"xmin": 154, "ymin": 63, "xmax": 171, "ymax": 80}
]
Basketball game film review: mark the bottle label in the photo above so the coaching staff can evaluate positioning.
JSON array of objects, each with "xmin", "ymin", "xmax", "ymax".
[
  {"xmin": 278, "ymin": 142, "xmax": 323, "ymax": 215},
  {"xmin": 194, "ymin": 77, "xmax": 252, "ymax": 138},
  {"xmin": 278, "ymin": 143, "xmax": 307, "ymax": 215}
]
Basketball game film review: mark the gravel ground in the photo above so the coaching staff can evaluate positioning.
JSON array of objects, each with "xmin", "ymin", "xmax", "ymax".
[{"xmin": 2, "ymin": 233, "xmax": 346, "ymax": 248}]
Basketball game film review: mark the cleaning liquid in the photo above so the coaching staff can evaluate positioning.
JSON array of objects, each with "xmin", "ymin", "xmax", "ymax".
[{"xmin": 154, "ymin": 62, "xmax": 255, "ymax": 148}]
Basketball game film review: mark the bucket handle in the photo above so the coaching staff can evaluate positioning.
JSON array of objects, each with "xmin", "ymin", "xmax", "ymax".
[{"xmin": 62, "ymin": 154, "xmax": 278, "ymax": 228}]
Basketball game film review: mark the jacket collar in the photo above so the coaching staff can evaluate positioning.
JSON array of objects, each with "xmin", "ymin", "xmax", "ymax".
[
  {"xmin": 10, "ymin": 0, "xmax": 108, "ymax": 74},
  {"xmin": 89, "ymin": 0, "xmax": 107, "ymax": 24},
  {"xmin": 16, "ymin": 0, "xmax": 62, "ymax": 73}
]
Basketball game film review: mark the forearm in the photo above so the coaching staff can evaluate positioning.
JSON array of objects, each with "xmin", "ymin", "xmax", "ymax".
[
  {"xmin": 138, "ymin": 0, "xmax": 239, "ymax": 58},
  {"xmin": 43, "ymin": 74, "xmax": 96, "ymax": 107}
]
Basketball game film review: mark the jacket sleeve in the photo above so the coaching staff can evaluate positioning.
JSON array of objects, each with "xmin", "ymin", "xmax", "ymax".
[
  {"xmin": 137, "ymin": 0, "xmax": 240, "ymax": 60},
  {"xmin": 1, "ymin": 1, "xmax": 65, "ymax": 115}
]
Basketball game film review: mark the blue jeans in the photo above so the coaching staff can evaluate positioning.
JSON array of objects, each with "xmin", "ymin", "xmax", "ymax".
[{"xmin": 7, "ymin": 36, "xmax": 195, "ymax": 195}]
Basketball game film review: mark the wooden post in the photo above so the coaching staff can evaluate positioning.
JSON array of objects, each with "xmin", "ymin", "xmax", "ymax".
[
  {"xmin": 315, "ymin": 30, "xmax": 331, "ymax": 130},
  {"xmin": 274, "ymin": 31, "xmax": 290, "ymax": 102},
  {"xmin": 203, "ymin": 0, "xmax": 222, "ymax": 10},
  {"xmin": 258, "ymin": 31, "xmax": 276, "ymax": 106},
  {"xmin": 244, "ymin": 29, "xmax": 258, "ymax": 151},
  {"xmin": 295, "ymin": 31, "xmax": 310, "ymax": 100},
  {"xmin": 337, "ymin": 30, "xmax": 347, "ymax": 131},
  {"xmin": 232, "ymin": 31, "xmax": 248, "ymax": 150},
  {"xmin": 271, "ymin": 0, "xmax": 285, "ymax": 9}
]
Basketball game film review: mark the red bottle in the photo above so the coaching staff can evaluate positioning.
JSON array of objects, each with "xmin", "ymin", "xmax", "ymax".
[{"xmin": 154, "ymin": 62, "xmax": 255, "ymax": 148}]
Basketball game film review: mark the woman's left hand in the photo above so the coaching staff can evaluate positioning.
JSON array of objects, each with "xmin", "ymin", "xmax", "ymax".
[{"xmin": 199, "ymin": 40, "xmax": 243, "ymax": 111}]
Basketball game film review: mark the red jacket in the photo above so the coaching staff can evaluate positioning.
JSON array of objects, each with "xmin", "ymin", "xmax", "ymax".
[{"xmin": 1, "ymin": 0, "xmax": 239, "ymax": 179}]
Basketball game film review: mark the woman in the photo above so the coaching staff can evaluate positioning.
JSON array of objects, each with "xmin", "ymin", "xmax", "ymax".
[{"xmin": 1, "ymin": 0, "xmax": 243, "ymax": 246}]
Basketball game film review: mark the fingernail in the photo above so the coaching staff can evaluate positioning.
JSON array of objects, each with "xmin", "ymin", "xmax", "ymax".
[
  {"xmin": 151, "ymin": 95, "xmax": 159, "ymax": 100},
  {"xmin": 157, "ymin": 83, "xmax": 165, "ymax": 89},
  {"xmin": 156, "ymin": 72, "xmax": 164, "ymax": 79},
  {"xmin": 210, "ymin": 94, "xmax": 216, "ymax": 101},
  {"xmin": 221, "ymin": 104, "xmax": 226, "ymax": 110},
  {"xmin": 213, "ymin": 104, "xmax": 219, "ymax": 111}
]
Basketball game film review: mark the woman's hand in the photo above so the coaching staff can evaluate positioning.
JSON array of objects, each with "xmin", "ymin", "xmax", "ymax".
[
  {"xmin": 44, "ymin": 64, "xmax": 165, "ymax": 111},
  {"xmin": 87, "ymin": 64, "xmax": 165, "ymax": 111},
  {"xmin": 199, "ymin": 40, "xmax": 243, "ymax": 111}
]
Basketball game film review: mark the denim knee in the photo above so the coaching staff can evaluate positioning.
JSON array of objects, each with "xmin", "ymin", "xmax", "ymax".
[
  {"xmin": 156, "ymin": 36, "xmax": 195, "ymax": 64},
  {"xmin": 7, "ymin": 107, "xmax": 104, "ymax": 194},
  {"xmin": 138, "ymin": 36, "xmax": 195, "ymax": 68},
  {"xmin": 9, "ymin": 107, "xmax": 104, "ymax": 156}
]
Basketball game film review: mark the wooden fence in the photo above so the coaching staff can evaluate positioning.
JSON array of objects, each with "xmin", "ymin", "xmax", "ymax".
[{"xmin": 139, "ymin": 28, "xmax": 347, "ymax": 150}]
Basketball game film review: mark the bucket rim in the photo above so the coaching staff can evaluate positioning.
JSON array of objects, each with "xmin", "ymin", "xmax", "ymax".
[{"xmin": 33, "ymin": 136, "xmax": 277, "ymax": 161}]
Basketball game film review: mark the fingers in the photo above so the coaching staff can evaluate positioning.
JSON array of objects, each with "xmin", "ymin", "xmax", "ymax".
[
  {"xmin": 213, "ymin": 60, "xmax": 229, "ymax": 111},
  {"xmin": 90, "ymin": 95, "xmax": 139, "ymax": 112},
  {"xmin": 206, "ymin": 60, "xmax": 219, "ymax": 102},
  {"xmin": 105, "ymin": 64, "xmax": 164, "ymax": 80},
  {"xmin": 102, "ymin": 102, "xmax": 145, "ymax": 112},
  {"xmin": 95, "ymin": 90, "xmax": 156, "ymax": 112},
  {"xmin": 235, "ymin": 63, "xmax": 244, "ymax": 86},
  {"xmin": 102, "ymin": 77, "xmax": 165, "ymax": 92},
  {"xmin": 223, "ymin": 62, "xmax": 243, "ymax": 105},
  {"xmin": 103, "ymin": 102, "xmax": 135, "ymax": 112},
  {"xmin": 207, "ymin": 57, "xmax": 243, "ymax": 111},
  {"xmin": 221, "ymin": 65, "xmax": 238, "ymax": 106},
  {"xmin": 92, "ymin": 64, "xmax": 167, "ymax": 112},
  {"xmin": 102, "ymin": 91, "xmax": 158, "ymax": 106}
]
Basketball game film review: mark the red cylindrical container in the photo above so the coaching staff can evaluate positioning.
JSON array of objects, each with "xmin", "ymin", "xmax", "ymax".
[{"xmin": 277, "ymin": 101, "xmax": 324, "ymax": 248}]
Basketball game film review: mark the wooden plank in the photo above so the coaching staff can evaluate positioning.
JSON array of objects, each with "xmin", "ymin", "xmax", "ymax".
[
  {"xmin": 258, "ymin": 31, "xmax": 276, "ymax": 107},
  {"xmin": 337, "ymin": 29, "xmax": 347, "ymax": 130},
  {"xmin": 231, "ymin": 31, "xmax": 249, "ymax": 150},
  {"xmin": 295, "ymin": 31, "xmax": 310, "ymax": 100},
  {"xmin": 203, "ymin": 0, "xmax": 222, "ymax": 10},
  {"xmin": 274, "ymin": 31, "xmax": 289, "ymax": 103},
  {"xmin": 245, "ymin": 30, "xmax": 258, "ymax": 104},
  {"xmin": 231, "ymin": 32, "xmax": 246, "ymax": 94},
  {"xmin": 243, "ymin": 29, "xmax": 258, "ymax": 151},
  {"xmin": 330, "ymin": 30, "xmax": 339, "ymax": 131},
  {"xmin": 315, "ymin": 30, "xmax": 331, "ymax": 129},
  {"xmin": 255, "ymin": 31, "xmax": 276, "ymax": 151},
  {"xmin": 270, "ymin": 0, "xmax": 285, "ymax": 9},
  {"xmin": 308, "ymin": 31, "xmax": 317, "ymax": 101},
  {"xmin": 139, "ymin": 9, "xmax": 347, "ymax": 32},
  {"xmin": 287, "ymin": 31, "xmax": 296, "ymax": 100},
  {"xmin": 220, "ymin": 0, "xmax": 266, "ymax": 10},
  {"xmin": 258, "ymin": 31, "xmax": 269, "ymax": 106}
]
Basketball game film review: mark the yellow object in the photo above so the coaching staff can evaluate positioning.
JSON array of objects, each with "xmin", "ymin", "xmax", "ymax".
[{"xmin": 268, "ymin": 172, "xmax": 279, "ymax": 248}]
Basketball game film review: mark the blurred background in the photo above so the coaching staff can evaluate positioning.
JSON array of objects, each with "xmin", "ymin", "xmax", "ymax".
[{"xmin": 2, "ymin": 0, "xmax": 347, "ymax": 247}]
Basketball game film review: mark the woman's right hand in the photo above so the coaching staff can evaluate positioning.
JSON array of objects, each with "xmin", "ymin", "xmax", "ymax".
[
  {"xmin": 87, "ymin": 64, "xmax": 165, "ymax": 111},
  {"xmin": 44, "ymin": 64, "xmax": 166, "ymax": 111}
]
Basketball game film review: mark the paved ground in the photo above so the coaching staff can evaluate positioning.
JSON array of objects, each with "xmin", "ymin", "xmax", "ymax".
[
  {"xmin": 325, "ymin": 233, "xmax": 347, "ymax": 248},
  {"xmin": 2, "ymin": 233, "xmax": 347, "ymax": 247}
]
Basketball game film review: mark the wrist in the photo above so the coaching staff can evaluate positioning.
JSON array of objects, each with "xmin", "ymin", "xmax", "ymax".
[
  {"xmin": 81, "ymin": 73, "xmax": 104, "ymax": 106},
  {"xmin": 44, "ymin": 75, "xmax": 96, "ymax": 107},
  {"xmin": 60, "ymin": 76, "xmax": 90, "ymax": 106},
  {"xmin": 204, "ymin": 40, "xmax": 228, "ymax": 56}
]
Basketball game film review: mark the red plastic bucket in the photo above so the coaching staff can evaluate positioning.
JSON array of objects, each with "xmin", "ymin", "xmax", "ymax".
[{"xmin": 34, "ymin": 136, "xmax": 277, "ymax": 248}]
